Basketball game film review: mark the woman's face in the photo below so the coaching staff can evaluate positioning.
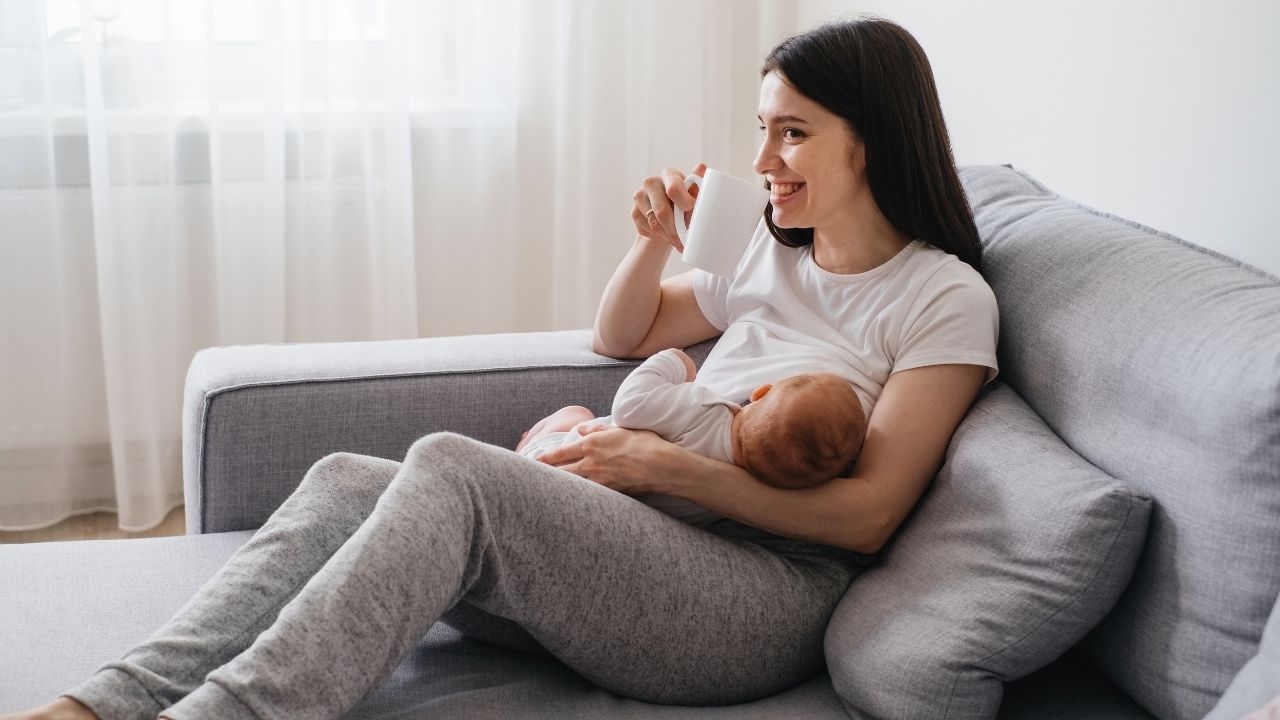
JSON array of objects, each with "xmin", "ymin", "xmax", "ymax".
[{"xmin": 753, "ymin": 71, "xmax": 866, "ymax": 231}]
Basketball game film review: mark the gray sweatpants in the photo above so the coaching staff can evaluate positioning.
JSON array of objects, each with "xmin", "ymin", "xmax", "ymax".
[{"xmin": 65, "ymin": 432, "xmax": 868, "ymax": 719}]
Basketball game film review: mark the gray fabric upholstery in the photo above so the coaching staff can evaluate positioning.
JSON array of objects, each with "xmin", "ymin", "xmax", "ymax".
[
  {"xmin": 826, "ymin": 382, "xmax": 1151, "ymax": 719},
  {"xmin": 1205, "ymin": 592, "xmax": 1280, "ymax": 720},
  {"xmin": 0, "ymin": 532, "xmax": 256, "ymax": 709},
  {"xmin": 183, "ymin": 330, "xmax": 715, "ymax": 534},
  {"xmin": 961, "ymin": 164, "xmax": 1280, "ymax": 720}
]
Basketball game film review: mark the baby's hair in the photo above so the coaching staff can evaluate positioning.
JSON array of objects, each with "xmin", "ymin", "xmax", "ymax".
[{"xmin": 739, "ymin": 373, "xmax": 865, "ymax": 489}]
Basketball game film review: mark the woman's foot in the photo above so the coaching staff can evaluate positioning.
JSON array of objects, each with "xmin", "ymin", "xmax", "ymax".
[{"xmin": 0, "ymin": 696, "xmax": 99, "ymax": 720}]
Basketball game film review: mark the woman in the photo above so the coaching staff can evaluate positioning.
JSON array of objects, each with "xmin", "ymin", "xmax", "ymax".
[{"xmin": 7, "ymin": 16, "xmax": 996, "ymax": 720}]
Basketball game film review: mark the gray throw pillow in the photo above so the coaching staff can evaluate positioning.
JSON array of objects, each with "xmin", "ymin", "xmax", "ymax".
[
  {"xmin": 1205, "ymin": 592, "xmax": 1280, "ymax": 720},
  {"xmin": 825, "ymin": 382, "xmax": 1152, "ymax": 720}
]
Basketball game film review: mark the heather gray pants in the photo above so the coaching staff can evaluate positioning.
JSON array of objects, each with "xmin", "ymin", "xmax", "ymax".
[{"xmin": 65, "ymin": 432, "xmax": 867, "ymax": 719}]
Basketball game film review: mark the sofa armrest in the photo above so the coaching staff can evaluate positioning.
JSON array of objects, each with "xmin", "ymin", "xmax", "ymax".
[{"xmin": 183, "ymin": 329, "xmax": 715, "ymax": 534}]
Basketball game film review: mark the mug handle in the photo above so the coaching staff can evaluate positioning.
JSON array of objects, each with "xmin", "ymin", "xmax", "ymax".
[{"xmin": 674, "ymin": 173, "xmax": 702, "ymax": 246}]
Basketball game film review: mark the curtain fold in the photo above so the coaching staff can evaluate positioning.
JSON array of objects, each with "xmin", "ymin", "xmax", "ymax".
[{"xmin": 0, "ymin": 0, "xmax": 797, "ymax": 531}]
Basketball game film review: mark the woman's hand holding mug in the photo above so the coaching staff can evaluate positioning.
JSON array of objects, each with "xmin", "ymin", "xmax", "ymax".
[{"xmin": 632, "ymin": 162, "xmax": 707, "ymax": 253}]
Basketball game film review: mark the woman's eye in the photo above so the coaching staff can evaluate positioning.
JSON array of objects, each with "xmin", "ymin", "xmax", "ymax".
[{"xmin": 758, "ymin": 126, "xmax": 804, "ymax": 139}]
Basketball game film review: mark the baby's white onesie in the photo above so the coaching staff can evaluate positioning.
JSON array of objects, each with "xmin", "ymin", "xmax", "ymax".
[{"xmin": 519, "ymin": 348, "xmax": 737, "ymax": 527}]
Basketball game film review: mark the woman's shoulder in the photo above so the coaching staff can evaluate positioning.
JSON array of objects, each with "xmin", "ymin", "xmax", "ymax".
[
  {"xmin": 904, "ymin": 242, "xmax": 991, "ymax": 290},
  {"xmin": 899, "ymin": 242, "xmax": 997, "ymax": 316}
]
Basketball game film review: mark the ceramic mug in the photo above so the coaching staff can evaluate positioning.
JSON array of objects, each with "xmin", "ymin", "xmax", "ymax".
[{"xmin": 674, "ymin": 168, "xmax": 770, "ymax": 277}]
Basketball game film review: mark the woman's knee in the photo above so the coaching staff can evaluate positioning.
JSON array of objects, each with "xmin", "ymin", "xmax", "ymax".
[
  {"xmin": 300, "ymin": 451, "xmax": 399, "ymax": 505},
  {"xmin": 407, "ymin": 431, "xmax": 476, "ymax": 460}
]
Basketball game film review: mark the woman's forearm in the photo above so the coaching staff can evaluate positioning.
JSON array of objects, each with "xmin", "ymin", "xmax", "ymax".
[
  {"xmin": 592, "ymin": 235, "xmax": 671, "ymax": 358},
  {"xmin": 659, "ymin": 447, "xmax": 888, "ymax": 554}
]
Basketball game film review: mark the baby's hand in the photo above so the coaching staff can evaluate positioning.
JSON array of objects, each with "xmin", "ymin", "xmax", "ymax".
[{"xmin": 663, "ymin": 347, "xmax": 697, "ymax": 382}]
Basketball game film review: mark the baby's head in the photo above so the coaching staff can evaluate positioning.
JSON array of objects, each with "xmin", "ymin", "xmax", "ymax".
[{"xmin": 734, "ymin": 372, "xmax": 866, "ymax": 490}]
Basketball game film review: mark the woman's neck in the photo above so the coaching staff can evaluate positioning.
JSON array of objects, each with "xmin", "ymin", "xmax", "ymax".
[{"xmin": 810, "ymin": 195, "xmax": 911, "ymax": 275}]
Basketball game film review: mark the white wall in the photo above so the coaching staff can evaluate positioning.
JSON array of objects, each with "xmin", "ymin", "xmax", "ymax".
[{"xmin": 794, "ymin": 0, "xmax": 1280, "ymax": 277}]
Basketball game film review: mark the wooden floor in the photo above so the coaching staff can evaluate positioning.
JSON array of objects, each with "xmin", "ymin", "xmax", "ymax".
[{"xmin": 0, "ymin": 505, "xmax": 186, "ymax": 544}]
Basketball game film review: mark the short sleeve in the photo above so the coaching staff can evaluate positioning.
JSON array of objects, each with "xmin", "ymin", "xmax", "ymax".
[
  {"xmin": 692, "ymin": 269, "xmax": 731, "ymax": 332},
  {"xmin": 894, "ymin": 265, "xmax": 1001, "ymax": 385}
]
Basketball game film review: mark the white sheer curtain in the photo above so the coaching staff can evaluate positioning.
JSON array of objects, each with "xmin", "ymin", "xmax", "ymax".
[{"xmin": 0, "ymin": 0, "xmax": 798, "ymax": 531}]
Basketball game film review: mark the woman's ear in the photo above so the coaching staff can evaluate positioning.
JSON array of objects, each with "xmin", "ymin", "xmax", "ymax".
[
  {"xmin": 750, "ymin": 384, "xmax": 773, "ymax": 402},
  {"xmin": 850, "ymin": 134, "xmax": 867, "ymax": 174}
]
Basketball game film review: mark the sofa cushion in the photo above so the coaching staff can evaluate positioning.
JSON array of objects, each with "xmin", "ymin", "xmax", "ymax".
[
  {"xmin": 960, "ymin": 165, "xmax": 1280, "ymax": 720},
  {"xmin": 1205, "ymin": 592, "xmax": 1280, "ymax": 720},
  {"xmin": 825, "ymin": 382, "xmax": 1151, "ymax": 719}
]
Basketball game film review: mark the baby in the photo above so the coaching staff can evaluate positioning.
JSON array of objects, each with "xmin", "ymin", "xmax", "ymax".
[{"xmin": 516, "ymin": 347, "xmax": 866, "ymax": 525}]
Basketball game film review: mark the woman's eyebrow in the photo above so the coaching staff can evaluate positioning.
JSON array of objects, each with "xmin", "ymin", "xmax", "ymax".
[{"xmin": 757, "ymin": 114, "xmax": 811, "ymax": 125}]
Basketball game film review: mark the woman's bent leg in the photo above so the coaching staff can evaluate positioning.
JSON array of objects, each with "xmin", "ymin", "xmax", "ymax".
[
  {"xmin": 166, "ymin": 432, "xmax": 861, "ymax": 718},
  {"xmin": 62, "ymin": 453, "xmax": 401, "ymax": 720}
]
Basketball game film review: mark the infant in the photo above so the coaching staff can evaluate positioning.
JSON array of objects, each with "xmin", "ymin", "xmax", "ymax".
[{"xmin": 516, "ymin": 348, "xmax": 866, "ymax": 524}]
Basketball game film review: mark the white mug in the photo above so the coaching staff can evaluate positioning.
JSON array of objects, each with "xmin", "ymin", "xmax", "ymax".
[{"xmin": 674, "ymin": 168, "xmax": 770, "ymax": 277}]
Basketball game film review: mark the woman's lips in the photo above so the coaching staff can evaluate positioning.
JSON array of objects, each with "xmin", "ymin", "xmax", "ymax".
[{"xmin": 770, "ymin": 182, "xmax": 804, "ymax": 204}]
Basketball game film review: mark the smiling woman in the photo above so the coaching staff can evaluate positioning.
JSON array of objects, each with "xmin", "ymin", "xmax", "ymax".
[
  {"xmin": 756, "ymin": 19, "xmax": 983, "ymax": 272},
  {"xmin": 3, "ymin": 13, "xmax": 1001, "ymax": 720}
]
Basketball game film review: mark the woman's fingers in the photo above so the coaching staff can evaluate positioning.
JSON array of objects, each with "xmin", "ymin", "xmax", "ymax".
[
  {"xmin": 632, "ymin": 187, "xmax": 665, "ymax": 242},
  {"xmin": 537, "ymin": 437, "xmax": 587, "ymax": 467},
  {"xmin": 644, "ymin": 175, "xmax": 680, "ymax": 249},
  {"xmin": 574, "ymin": 421, "xmax": 610, "ymax": 436},
  {"xmin": 630, "ymin": 162, "xmax": 707, "ymax": 253},
  {"xmin": 664, "ymin": 162, "xmax": 706, "ymax": 237}
]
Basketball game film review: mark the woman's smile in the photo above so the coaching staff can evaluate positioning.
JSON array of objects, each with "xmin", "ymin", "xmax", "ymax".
[{"xmin": 770, "ymin": 181, "xmax": 805, "ymax": 207}]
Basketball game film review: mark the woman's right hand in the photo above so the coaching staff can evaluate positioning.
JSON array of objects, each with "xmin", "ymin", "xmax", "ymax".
[{"xmin": 631, "ymin": 162, "xmax": 707, "ymax": 253}]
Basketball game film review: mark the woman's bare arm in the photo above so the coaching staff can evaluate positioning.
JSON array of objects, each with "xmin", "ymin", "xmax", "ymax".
[
  {"xmin": 592, "ymin": 265, "xmax": 720, "ymax": 359},
  {"xmin": 542, "ymin": 363, "xmax": 986, "ymax": 553},
  {"xmin": 592, "ymin": 163, "xmax": 720, "ymax": 359},
  {"xmin": 675, "ymin": 363, "xmax": 987, "ymax": 552}
]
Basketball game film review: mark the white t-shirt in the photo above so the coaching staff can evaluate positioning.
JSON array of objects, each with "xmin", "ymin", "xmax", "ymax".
[{"xmin": 692, "ymin": 220, "xmax": 999, "ymax": 421}]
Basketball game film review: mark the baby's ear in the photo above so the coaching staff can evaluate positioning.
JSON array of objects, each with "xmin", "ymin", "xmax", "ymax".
[{"xmin": 750, "ymin": 384, "xmax": 773, "ymax": 402}]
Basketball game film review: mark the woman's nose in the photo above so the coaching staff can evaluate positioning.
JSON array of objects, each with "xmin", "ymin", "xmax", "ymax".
[{"xmin": 753, "ymin": 140, "xmax": 781, "ymax": 176}]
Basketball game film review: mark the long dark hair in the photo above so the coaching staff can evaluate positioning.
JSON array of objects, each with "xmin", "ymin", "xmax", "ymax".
[{"xmin": 761, "ymin": 16, "xmax": 982, "ymax": 273}]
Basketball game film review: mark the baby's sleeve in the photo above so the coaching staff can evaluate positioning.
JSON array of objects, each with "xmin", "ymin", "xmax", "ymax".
[{"xmin": 612, "ymin": 350, "xmax": 722, "ymax": 435}]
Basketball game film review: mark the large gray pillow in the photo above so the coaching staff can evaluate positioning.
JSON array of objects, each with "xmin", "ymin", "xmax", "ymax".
[
  {"xmin": 1205, "ymin": 592, "xmax": 1280, "ymax": 720},
  {"xmin": 825, "ymin": 382, "xmax": 1151, "ymax": 720},
  {"xmin": 961, "ymin": 164, "xmax": 1280, "ymax": 719}
]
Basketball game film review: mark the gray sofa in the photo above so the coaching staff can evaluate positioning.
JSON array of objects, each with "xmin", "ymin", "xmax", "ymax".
[{"xmin": 3, "ymin": 165, "xmax": 1278, "ymax": 719}]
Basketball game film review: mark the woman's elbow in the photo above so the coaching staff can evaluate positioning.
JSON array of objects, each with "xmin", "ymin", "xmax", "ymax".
[
  {"xmin": 591, "ymin": 331, "xmax": 631, "ymax": 359},
  {"xmin": 590, "ymin": 334, "xmax": 611, "ymax": 356},
  {"xmin": 845, "ymin": 513, "xmax": 896, "ymax": 555}
]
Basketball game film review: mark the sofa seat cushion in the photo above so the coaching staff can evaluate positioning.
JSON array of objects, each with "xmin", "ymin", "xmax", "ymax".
[{"xmin": 2, "ymin": 518, "xmax": 1157, "ymax": 717}]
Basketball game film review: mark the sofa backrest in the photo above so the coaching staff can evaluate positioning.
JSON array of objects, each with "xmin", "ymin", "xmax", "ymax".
[{"xmin": 959, "ymin": 165, "xmax": 1280, "ymax": 720}]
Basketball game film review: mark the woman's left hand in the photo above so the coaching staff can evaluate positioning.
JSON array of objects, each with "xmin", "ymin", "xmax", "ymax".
[{"xmin": 536, "ymin": 426, "xmax": 674, "ymax": 496}]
